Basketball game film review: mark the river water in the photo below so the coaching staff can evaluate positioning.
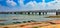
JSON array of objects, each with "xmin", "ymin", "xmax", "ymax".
[{"xmin": 0, "ymin": 12, "xmax": 59, "ymax": 25}]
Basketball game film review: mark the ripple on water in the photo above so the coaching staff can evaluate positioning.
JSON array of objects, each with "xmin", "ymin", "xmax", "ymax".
[{"xmin": 0, "ymin": 14, "xmax": 56, "ymax": 25}]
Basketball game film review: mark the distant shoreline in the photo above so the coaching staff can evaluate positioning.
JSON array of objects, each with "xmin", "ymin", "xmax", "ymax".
[{"xmin": 45, "ymin": 15, "xmax": 60, "ymax": 18}]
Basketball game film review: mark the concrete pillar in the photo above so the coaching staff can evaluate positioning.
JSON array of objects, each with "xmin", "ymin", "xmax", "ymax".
[
  {"xmin": 16, "ymin": 12, "xmax": 18, "ymax": 14},
  {"xmin": 9, "ymin": 12, "xmax": 12, "ymax": 14},
  {"xmin": 11, "ymin": 12, "xmax": 12, "ymax": 14},
  {"xmin": 43, "ymin": 12, "xmax": 44, "ymax": 15},
  {"xmin": 23, "ymin": 12, "xmax": 27, "ymax": 14},
  {"xmin": 14, "ymin": 12, "xmax": 16, "ymax": 14},
  {"xmin": 56, "ymin": 12, "xmax": 58, "ymax": 15},
  {"xmin": 26, "ymin": 12, "xmax": 28, "ymax": 14},
  {"xmin": 36, "ymin": 12, "xmax": 39, "ymax": 15},
  {"xmin": 20, "ymin": 12, "xmax": 23, "ymax": 14},
  {"xmin": 30, "ymin": 12, "xmax": 32, "ymax": 14},
  {"xmin": 35, "ymin": 12, "xmax": 37, "ymax": 15},
  {"xmin": 28, "ymin": 12, "xmax": 30, "ymax": 15},
  {"xmin": 39, "ymin": 12, "xmax": 41, "ymax": 15},
  {"xmin": 24, "ymin": 12, "xmax": 26, "ymax": 14},
  {"xmin": 32, "ymin": 12, "xmax": 34, "ymax": 14},
  {"xmin": 33, "ymin": 12, "xmax": 36, "ymax": 15},
  {"xmin": 45, "ymin": 12, "xmax": 47, "ymax": 14}
]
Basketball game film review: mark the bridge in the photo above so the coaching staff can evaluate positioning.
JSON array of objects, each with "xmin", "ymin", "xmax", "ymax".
[{"xmin": 0, "ymin": 9, "xmax": 60, "ymax": 15}]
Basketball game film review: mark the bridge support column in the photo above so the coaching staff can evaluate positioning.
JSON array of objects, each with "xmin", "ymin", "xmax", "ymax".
[
  {"xmin": 32, "ymin": 12, "xmax": 34, "ymax": 14},
  {"xmin": 56, "ymin": 12, "xmax": 58, "ymax": 15},
  {"xmin": 29, "ymin": 12, "xmax": 32, "ymax": 14},
  {"xmin": 36, "ymin": 12, "xmax": 39, "ymax": 15},
  {"xmin": 45, "ymin": 12, "xmax": 47, "ymax": 14},
  {"xmin": 39, "ymin": 12, "xmax": 41, "ymax": 15},
  {"xmin": 11, "ymin": 12, "xmax": 13, "ymax": 14},
  {"xmin": 42, "ymin": 12, "xmax": 47, "ymax": 15},
  {"xmin": 10, "ymin": 12, "xmax": 12, "ymax": 14},
  {"xmin": 28, "ymin": 12, "xmax": 30, "ymax": 15},
  {"xmin": 14, "ymin": 12, "xmax": 16, "ymax": 14},
  {"xmin": 20, "ymin": 12, "xmax": 23, "ymax": 14},
  {"xmin": 25, "ymin": 12, "xmax": 26, "ymax": 14},
  {"xmin": 43, "ymin": 12, "xmax": 44, "ymax": 15},
  {"xmin": 26, "ymin": 12, "xmax": 28, "ymax": 14}
]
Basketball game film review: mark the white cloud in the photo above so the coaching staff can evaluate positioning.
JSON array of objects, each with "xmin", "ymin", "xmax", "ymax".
[
  {"xmin": 0, "ymin": 0, "xmax": 60, "ymax": 12},
  {"xmin": 26, "ymin": 1, "xmax": 36, "ymax": 7},
  {"xmin": 6, "ymin": 0, "xmax": 17, "ymax": 6},
  {"xmin": 18, "ymin": 0, "xmax": 60, "ymax": 10},
  {"xmin": 19, "ymin": 0, "xmax": 47, "ymax": 10},
  {"xmin": 45, "ymin": 0, "xmax": 60, "ymax": 10}
]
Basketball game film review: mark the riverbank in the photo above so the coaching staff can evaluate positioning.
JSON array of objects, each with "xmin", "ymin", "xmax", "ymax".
[
  {"xmin": 0, "ymin": 20, "xmax": 60, "ymax": 28},
  {"xmin": 45, "ymin": 15, "xmax": 60, "ymax": 18}
]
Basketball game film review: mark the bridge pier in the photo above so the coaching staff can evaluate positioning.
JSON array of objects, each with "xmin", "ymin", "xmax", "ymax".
[
  {"xmin": 30, "ymin": 12, "xmax": 32, "ymax": 14},
  {"xmin": 25, "ymin": 12, "xmax": 26, "ymax": 14},
  {"xmin": 43, "ymin": 12, "xmax": 47, "ymax": 15},
  {"xmin": 26, "ymin": 12, "xmax": 28, "ymax": 14},
  {"xmin": 8, "ymin": 12, "xmax": 47, "ymax": 15},
  {"xmin": 56, "ymin": 11, "xmax": 60, "ymax": 15},
  {"xmin": 43, "ymin": 12, "xmax": 44, "ymax": 15},
  {"xmin": 32, "ymin": 12, "xmax": 34, "ymax": 14},
  {"xmin": 39, "ymin": 12, "xmax": 41, "ymax": 15},
  {"xmin": 19, "ymin": 12, "xmax": 23, "ymax": 14},
  {"xmin": 41, "ymin": 12, "xmax": 47, "ymax": 15},
  {"xmin": 28, "ymin": 12, "xmax": 30, "ymax": 15},
  {"xmin": 35, "ymin": 12, "xmax": 38, "ymax": 15},
  {"xmin": 45, "ymin": 12, "xmax": 47, "ymax": 14},
  {"xmin": 23, "ymin": 12, "xmax": 47, "ymax": 15},
  {"xmin": 56, "ymin": 12, "xmax": 58, "ymax": 15},
  {"xmin": 14, "ymin": 12, "xmax": 16, "ymax": 14}
]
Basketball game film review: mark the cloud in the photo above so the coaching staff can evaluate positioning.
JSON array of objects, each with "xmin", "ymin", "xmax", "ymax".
[
  {"xmin": 0, "ymin": 5, "xmax": 21, "ymax": 12},
  {"xmin": 0, "ymin": 0, "xmax": 21, "ymax": 12},
  {"xmin": 0, "ymin": 0, "xmax": 60, "ymax": 12},
  {"xmin": 20, "ymin": 0, "xmax": 59, "ymax": 10},
  {"xmin": 18, "ymin": 0, "xmax": 49, "ymax": 10},
  {"xmin": 45, "ymin": 0, "xmax": 60, "ymax": 10},
  {"xmin": 6, "ymin": 0, "xmax": 17, "ymax": 6},
  {"xmin": 19, "ymin": 1, "xmax": 44, "ymax": 10}
]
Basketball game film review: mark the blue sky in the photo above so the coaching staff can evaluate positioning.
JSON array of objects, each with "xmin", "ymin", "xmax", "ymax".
[
  {"xmin": 0, "ymin": 0, "xmax": 54, "ymax": 6},
  {"xmin": 0, "ymin": 0, "xmax": 60, "ymax": 12}
]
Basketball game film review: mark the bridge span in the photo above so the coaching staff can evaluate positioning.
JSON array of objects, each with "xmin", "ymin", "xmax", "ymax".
[{"xmin": 0, "ymin": 10, "xmax": 59, "ymax": 15}]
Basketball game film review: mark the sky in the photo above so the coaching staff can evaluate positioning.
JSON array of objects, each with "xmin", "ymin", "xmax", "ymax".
[{"xmin": 0, "ymin": 0, "xmax": 60, "ymax": 12}]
